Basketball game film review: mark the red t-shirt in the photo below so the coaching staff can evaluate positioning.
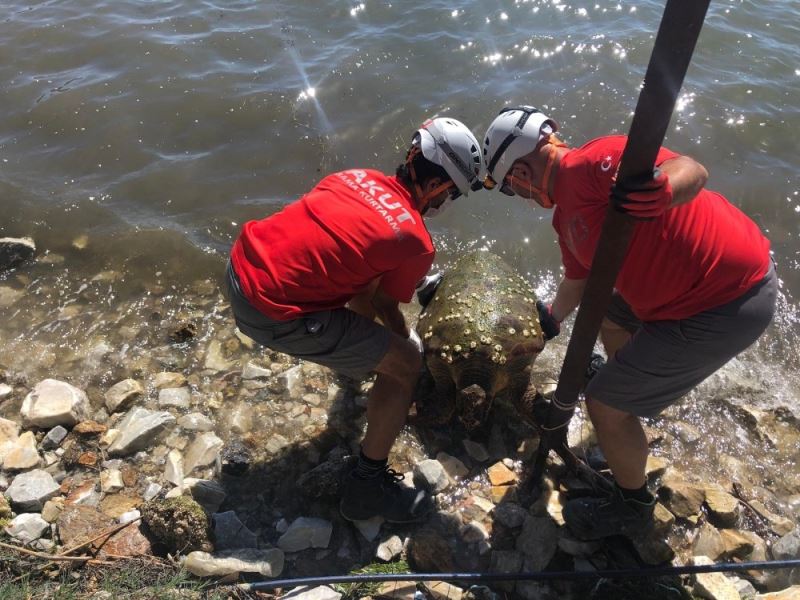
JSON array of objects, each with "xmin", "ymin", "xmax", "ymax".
[
  {"xmin": 552, "ymin": 136, "xmax": 771, "ymax": 321},
  {"xmin": 231, "ymin": 169, "xmax": 435, "ymax": 320}
]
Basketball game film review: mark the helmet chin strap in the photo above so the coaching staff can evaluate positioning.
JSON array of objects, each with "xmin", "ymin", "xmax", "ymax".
[
  {"xmin": 514, "ymin": 135, "xmax": 566, "ymax": 209},
  {"xmin": 407, "ymin": 145, "xmax": 454, "ymax": 212}
]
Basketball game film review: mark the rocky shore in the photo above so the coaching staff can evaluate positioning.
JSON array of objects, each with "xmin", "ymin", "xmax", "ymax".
[{"xmin": 1, "ymin": 246, "xmax": 799, "ymax": 600}]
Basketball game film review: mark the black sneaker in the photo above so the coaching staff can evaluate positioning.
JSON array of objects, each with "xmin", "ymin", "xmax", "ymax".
[
  {"xmin": 562, "ymin": 486, "xmax": 656, "ymax": 540},
  {"xmin": 339, "ymin": 467, "xmax": 431, "ymax": 523}
]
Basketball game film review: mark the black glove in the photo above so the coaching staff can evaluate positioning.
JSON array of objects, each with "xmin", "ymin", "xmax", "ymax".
[
  {"xmin": 536, "ymin": 300, "xmax": 561, "ymax": 341},
  {"xmin": 415, "ymin": 272, "xmax": 443, "ymax": 308},
  {"xmin": 610, "ymin": 168, "xmax": 673, "ymax": 220}
]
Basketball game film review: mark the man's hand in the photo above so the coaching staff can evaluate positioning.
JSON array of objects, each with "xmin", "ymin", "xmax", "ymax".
[
  {"xmin": 611, "ymin": 168, "xmax": 673, "ymax": 219},
  {"xmin": 536, "ymin": 300, "xmax": 561, "ymax": 341}
]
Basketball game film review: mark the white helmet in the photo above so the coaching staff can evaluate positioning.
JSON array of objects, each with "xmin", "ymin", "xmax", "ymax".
[
  {"xmin": 416, "ymin": 117, "xmax": 483, "ymax": 198},
  {"xmin": 482, "ymin": 106, "xmax": 559, "ymax": 191}
]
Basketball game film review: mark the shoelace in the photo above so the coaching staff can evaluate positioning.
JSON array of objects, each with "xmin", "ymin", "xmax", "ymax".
[{"xmin": 382, "ymin": 468, "xmax": 405, "ymax": 484}]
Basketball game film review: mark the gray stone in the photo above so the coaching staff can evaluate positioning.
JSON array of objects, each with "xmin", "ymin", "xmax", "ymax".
[
  {"xmin": 184, "ymin": 548, "xmax": 284, "ymax": 578},
  {"xmin": 107, "ymin": 407, "xmax": 176, "ymax": 456},
  {"xmin": 104, "ymin": 379, "xmax": 144, "ymax": 413},
  {"xmin": 282, "ymin": 586, "xmax": 342, "ymax": 600},
  {"xmin": 5, "ymin": 469, "xmax": 60, "ymax": 511},
  {"xmin": 164, "ymin": 449, "xmax": 184, "ymax": 486},
  {"xmin": 352, "ymin": 515, "xmax": 384, "ymax": 542},
  {"xmin": 277, "ymin": 517, "xmax": 333, "ymax": 552},
  {"xmin": 184, "ymin": 478, "xmax": 227, "ymax": 513},
  {"xmin": 183, "ymin": 432, "xmax": 223, "ymax": 474},
  {"xmin": 21, "ymin": 379, "xmax": 90, "ymax": 428},
  {"xmin": 515, "ymin": 516, "xmax": 558, "ymax": 571},
  {"xmin": 494, "ymin": 502, "xmax": 528, "ymax": 528},
  {"xmin": 0, "ymin": 237, "xmax": 36, "ymax": 270},
  {"xmin": 153, "ymin": 372, "xmax": 187, "ymax": 389},
  {"xmin": 41, "ymin": 425, "xmax": 68, "ymax": 450},
  {"xmin": 772, "ymin": 528, "xmax": 800, "ymax": 561},
  {"xmin": 731, "ymin": 577, "xmax": 757, "ymax": 600},
  {"xmin": 376, "ymin": 534, "xmax": 404, "ymax": 561},
  {"xmin": 277, "ymin": 365, "xmax": 303, "ymax": 399},
  {"xmin": 436, "ymin": 452, "xmax": 469, "ymax": 480},
  {"xmin": 4, "ymin": 513, "xmax": 49, "ymax": 544},
  {"xmin": 177, "ymin": 413, "xmax": 214, "ymax": 432},
  {"xmin": 0, "ymin": 383, "xmax": 13, "ymax": 400},
  {"xmin": 692, "ymin": 555, "xmax": 740, "ymax": 600},
  {"xmin": 158, "ymin": 387, "xmax": 191, "ymax": 409},
  {"xmin": 413, "ymin": 459, "xmax": 450, "ymax": 493},
  {"xmin": 693, "ymin": 522, "xmax": 727, "ymax": 561},
  {"xmin": 462, "ymin": 439, "xmax": 489, "ymax": 462},
  {"xmin": 212, "ymin": 511, "xmax": 258, "ymax": 550}
]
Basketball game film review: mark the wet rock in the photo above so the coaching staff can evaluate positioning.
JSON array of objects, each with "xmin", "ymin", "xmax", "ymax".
[
  {"xmin": 107, "ymin": 407, "xmax": 176, "ymax": 456},
  {"xmin": 516, "ymin": 515, "xmax": 558, "ymax": 571},
  {"xmin": 756, "ymin": 586, "xmax": 800, "ymax": 599},
  {"xmin": 0, "ymin": 237, "xmax": 35, "ymax": 270},
  {"xmin": 408, "ymin": 529, "xmax": 454, "ymax": 572},
  {"xmin": 226, "ymin": 403, "xmax": 254, "ymax": 434},
  {"xmin": 720, "ymin": 528, "xmax": 755, "ymax": 559},
  {"xmin": 461, "ymin": 439, "xmax": 489, "ymax": 462},
  {"xmin": 169, "ymin": 320, "xmax": 198, "ymax": 343},
  {"xmin": 376, "ymin": 534, "xmax": 404, "ymax": 561},
  {"xmin": 557, "ymin": 533, "xmax": 601, "ymax": 557},
  {"xmin": 462, "ymin": 520, "xmax": 490, "ymax": 543},
  {"xmin": 212, "ymin": 510, "xmax": 258, "ymax": 550},
  {"xmin": 204, "ymin": 339, "xmax": 233, "ymax": 371},
  {"xmin": 631, "ymin": 531, "xmax": 676, "ymax": 565},
  {"xmin": 104, "ymin": 379, "xmax": 144, "ymax": 413},
  {"xmin": 494, "ymin": 502, "xmax": 528, "ymax": 529},
  {"xmin": 242, "ymin": 362, "xmax": 272, "ymax": 380},
  {"xmin": 2, "ymin": 430, "xmax": 41, "ymax": 470},
  {"xmin": 5, "ymin": 513, "xmax": 49, "ymax": 544},
  {"xmin": 277, "ymin": 365, "xmax": 304, "ymax": 399},
  {"xmin": 184, "ymin": 548, "xmax": 284, "ymax": 577},
  {"xmin": 487, "ymin": 462, "xmax": 517, "ymax": 487},
  {"xmin": 5, "ymin": 468, "xmax": 60, "ymax": 511},
  {"xmin": 660, "ymin": 475, "xmax": 705, "ymax": 519},
  {"xmin": 41, "ymin": 425, "xmax": 68, "ymax": 450},
  {"xmin": 184, "ymin": 478, "xmax": 227, "ymax": 513},
  {"xmin": 282, "ymin": 586, "xmax": 342, "ymax": 600},
  {"xmin": 158, "ymin": 387, "xmax": 191, "ymax": 409},
  {"xmin": 749, "ymin": 500, "xmax": 795, "ymax": 536},
  {"xmin": 436, "ymin": 452, "xmax": 469, "ymax": 480},
  {"xmin": 693, "ymin": 522, "xmax": 726, "ymax": 561},
  {"xmin": 73, "ymin": 420, "xmax": 108, "ymax": 437},
  {"xmin": 140, "ymin": 496, "xmax": 213, "ymax": 553},
  {"xmin": 645, "ymin": 455, "xmax": 669, "ymax": 479},
  {"xmin": 154, "ymin": 372, "xmax": 187, "ymax": 389},
  {"xmin": 21, "ymin": 379, "xmax": 90, "ymax": 428},
  {"xmin": 653, "ymin": 502, "xmax": 676, "ymax": 535},
  {"xmin": 414, "ymin": 459, "xmax": 450, "ymax": 493},
  {"xmin": 177, "ymin": 412, "xmax": 214, "ymax": 432},
  {"xmin": 183, "ymin": 432, "xmax": 223, "ymax": 474},
  {"xmin": 277, "ymin": 516, "xmax": 333, "ymax": 552},
  {"xmin": 220, "ymin": 440, "xmax": 251, "ymax": 476},
  {"xmin": 692, "ymin": 555, "xmax": 740, "ymax": 600},
  {"xmin": 704, "ymin": 485, "xmax": 740, "ymax": 528}
]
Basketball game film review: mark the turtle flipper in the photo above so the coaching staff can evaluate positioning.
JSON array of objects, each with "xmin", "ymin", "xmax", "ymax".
[{"xmin": 457, "ymin": 384, "xmax": 491, "ymax": 431}]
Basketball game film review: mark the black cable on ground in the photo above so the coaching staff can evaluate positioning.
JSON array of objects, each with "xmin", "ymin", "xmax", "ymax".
[{"xmin": 235, "ymin": 558, "xmax": 800, "ymax": 592}]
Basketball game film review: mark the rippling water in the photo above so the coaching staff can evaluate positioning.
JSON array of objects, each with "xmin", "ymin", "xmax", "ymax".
[{"xmin": 1, "ymin": 1, "xmax": 799, "ymax": 492}]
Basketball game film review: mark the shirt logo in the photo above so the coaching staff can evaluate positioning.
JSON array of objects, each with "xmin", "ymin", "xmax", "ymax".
[
  {"xmin": 600, "ymin": 156, "xmax": 613, "ymax": 172},
  {"xmin": 335, "ymin": 170, "xmax": 416, "ymax": 236}
]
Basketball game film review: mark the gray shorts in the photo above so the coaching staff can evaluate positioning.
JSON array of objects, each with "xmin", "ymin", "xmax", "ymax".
[
  {"xmin": 586, "ymin": 263, "xmax": 777, "ymax": 417},
  {"xmin": 225, "ymin": 261, "xmax": 391, "ymax": 378}
]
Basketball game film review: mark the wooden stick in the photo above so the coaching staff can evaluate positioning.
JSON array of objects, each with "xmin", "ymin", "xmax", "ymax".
[
  {"xmin": 56, "ymin": 516, "xmax": 141, "ymax": 557},
  {"xmin": 0, "ymin": 541, "xmax": 93, "ymax": 562}
]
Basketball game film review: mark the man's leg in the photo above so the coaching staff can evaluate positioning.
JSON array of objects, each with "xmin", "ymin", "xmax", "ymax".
[
  {"xmin": 585, "ymin": 397, "xmax": 647, "ymax": 489},
  {"xmin": 600, "ymin": 316, "xmax": 631, "ymax": 359}
]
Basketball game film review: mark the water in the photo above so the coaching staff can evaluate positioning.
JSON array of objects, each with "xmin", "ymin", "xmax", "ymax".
[{"xmin": 1, "ymin": 0, "xmax": 799, "ymax": 531}]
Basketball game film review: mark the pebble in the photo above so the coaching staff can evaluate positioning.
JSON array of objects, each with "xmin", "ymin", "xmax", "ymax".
[
  {"xmin": 4, "ymin": 513, "xmax": 49, "ymax": 544},
  {"xmin": 277, "ymin": 517, "xmax": 333, "ymax": 552},
  {"xmin": 5, "ymin": 468, "xmax": 61, "ymax": 511},
  {"xmin": 104, "ymin": 379, "xmax": 144, "ymax": 413},
  {"xmin": 21, "ymin": 379, "xmax": 90, "ymax": 428},
  {"xmin": 41, "ymin": 425, "xmax": 68, "ymax": 450},
  {"xmin": 177, "ymin": 412, "xmax": 214, "ymax": 432}
]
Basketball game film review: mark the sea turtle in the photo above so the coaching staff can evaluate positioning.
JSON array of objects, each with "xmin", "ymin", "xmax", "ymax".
[{"xmin": 415, "ymin": 250, "xmax": 546, "ymax": 431}]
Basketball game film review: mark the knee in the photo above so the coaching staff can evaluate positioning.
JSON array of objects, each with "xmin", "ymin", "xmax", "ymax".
[{"xmin": 586, "ymin": 396, "xmax": 633, "ymax": 427}]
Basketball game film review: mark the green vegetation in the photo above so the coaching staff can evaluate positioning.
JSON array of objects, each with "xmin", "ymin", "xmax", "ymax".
[{"xmin": 333, "ymin": 559, "xmax": 412, "ymax": 600}]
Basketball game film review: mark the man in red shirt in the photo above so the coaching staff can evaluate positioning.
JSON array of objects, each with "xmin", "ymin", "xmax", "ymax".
[
  {"xmin": 482, "ymin": 106, "xmax": 776, "ymax": 539},
  {"xmin": 227, "ymin": 117, "xmax": 483, "ymax": 523}
]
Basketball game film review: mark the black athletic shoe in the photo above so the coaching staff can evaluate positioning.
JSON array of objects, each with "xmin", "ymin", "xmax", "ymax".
[
  {"xmin": 339, "ymin": 467, "xmax": 431, "ymax": 523},
  {"xmin": 563, "ymin": 486, "xmax": 656, "ymax": 540}
]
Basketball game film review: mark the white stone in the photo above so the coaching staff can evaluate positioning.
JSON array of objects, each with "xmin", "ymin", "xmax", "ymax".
[
  {"xmin": 0, "ymin": 383, "xmax": 13, "ymax": 399},
  {"xmin": 204, "ymin": 340, "xmax": 234, "ymax": 371},
  {"xmin": 158, "ymin": 387, "xmax": 191, "ymax": 409},
  {"xmin": 119, "ymin": 509, "xmax": 141, "ymax": 524},
  {"xmin": 376, "ymin": 535, "xmax": 404, "ymax": 562},
  {"xmin": 183, "ymin": 432, "xmax": 223, "ymax": 474},
  {"xmin": 143, "ymin": 482, "xmax": 162, "ymax": 501},
  {"xmin": 2, "ymin": 430, "xmax": 40, "ymax": 470},
  {"xmin": 278, "ymin": 365, "xmax": 304, "ymax": 399},
  {"xmin": 414, "ymin": 459, "xmax": 450, "ymax": 493},
  {"xmin": 184, "ymin": 548, "xmax": 284, "ymax": 578},
  {"xmin": 164, "ymin": 449, "xmax": 184, "ymax": 486},
  {"xmin": 107, "ymin": 407, "xmax": 176, "ymax": 456},
  {"xmin": 277, "ymin": 517, "xmax": 333, "ymax": 552},
  {"xmin": 153, "ymin": 372, "xmax": 187, "ymax": 389},
  {"xmin": 100, "ymin": 468, "xmax": 124, "ymax": 493},
  {"xmin": 282, "ymin": 586, "xmax": 342, "ymax": 600},
  {"xmin": 4, "ymin": 513, "xmax": 49, "ymax": 544},
  {"xmin": 21, "ymin": 379, "xmax": 90, "ymax": 428},
  {"xmin": 104, "ymin": 379, "xmax": 143, "ymax": 413}
]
